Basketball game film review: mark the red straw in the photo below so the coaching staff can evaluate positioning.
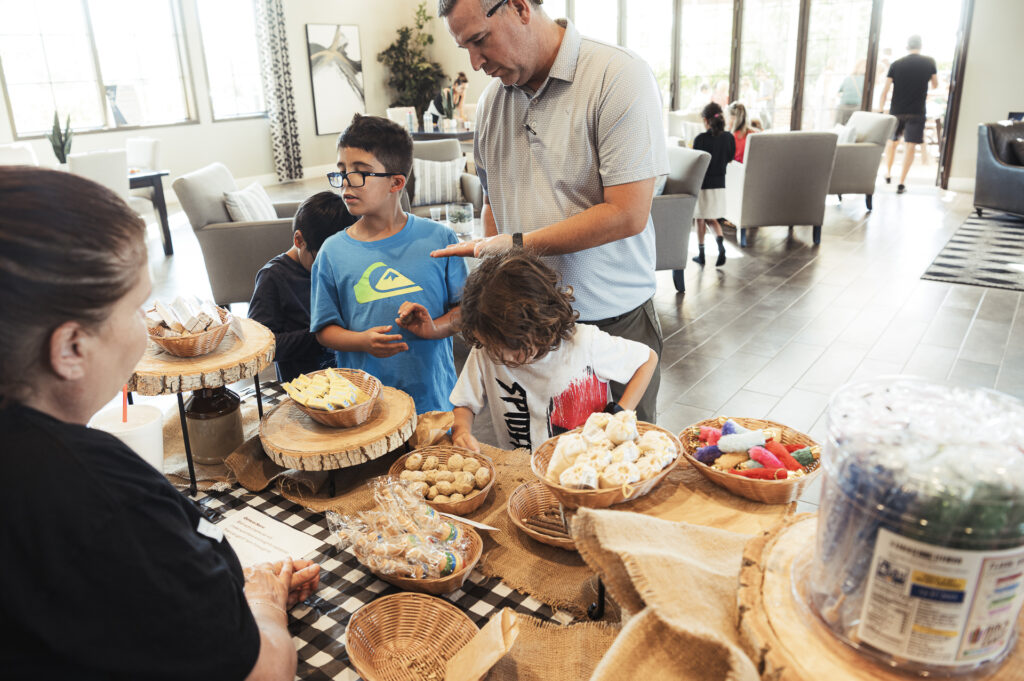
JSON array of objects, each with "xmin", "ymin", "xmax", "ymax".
[{"xmin": 122, "ymin": 385, "xmax": 128, "ymax": 423}]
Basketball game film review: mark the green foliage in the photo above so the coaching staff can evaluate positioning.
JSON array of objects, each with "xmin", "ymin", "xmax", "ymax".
[
  {"xmin": 48, "ymin": 112, "xmax": 72, "ymax": 164},
  {"xmin": 377, "ymin": 2, "xmax": 447, "ymax": 116}
]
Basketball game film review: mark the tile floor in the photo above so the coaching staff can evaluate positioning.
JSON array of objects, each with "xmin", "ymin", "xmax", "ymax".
[{"xmin": 141, "ymin": 174, "xmax": 1024, "ymax": 513}]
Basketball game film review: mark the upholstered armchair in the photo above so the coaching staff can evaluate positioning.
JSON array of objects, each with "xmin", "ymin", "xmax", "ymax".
[
  {"xmin": 403, "ymin": 139, "xmax": 483, "ymax": 218},
  {"xmin": 828, "ymin": 111, "xmax": 897, "ymax": 211},
  {"xmin": 974, "ymin": 122, "xmax": 1024, "ymax": 219},
  {"xmin": 652, "ymin": 146, "xmax": 711, "ymax": 292},
  {"xmin": 724, "ymin": 131, "xmax": 838, "ymax": 247},
  {"xmin": 172, "ymin": 163, "xmax": 298, "ymax": 305}
]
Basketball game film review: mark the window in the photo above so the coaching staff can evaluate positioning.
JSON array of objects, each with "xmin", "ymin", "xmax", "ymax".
[
  {"xmin": 739, "ymin": 0, "xmax": 801, "ymax": 130},
  {"xmin": 195, "ymin": 0, "xmax": 265, "ymax": 120},
  {"xmin": 678, "ymin": 0, "xmax": 734, "ymax": 115},
  {"xmin": 801, "ymin": 0, "xmax": 873, "ymax": 130},
  {"xmin": 542, "ymin": 0, "xmax": 568, "ymax": 20},
  {"xmin": 625, "ymin": 0, "xmax": 674, "ymax": 111},
  {"xmin": 574, "ymin": 0, "xmax": 618, "ymax": 44},
  {"xmin": 0, "ymin": 0, "xmax": 193, "ymax": 137}
]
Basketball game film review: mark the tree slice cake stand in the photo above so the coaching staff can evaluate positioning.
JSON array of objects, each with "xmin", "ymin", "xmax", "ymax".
[
  {"xmin": 737, "ymin": 515, "xmax": 1024, "ymax": 681},
  {"xmin": 260, "ymin": 387, "xmax": 416, "ymax": 472},
  {"xmin": 127, "ymin": 317, "xmax": 275, "ymax": 496}
]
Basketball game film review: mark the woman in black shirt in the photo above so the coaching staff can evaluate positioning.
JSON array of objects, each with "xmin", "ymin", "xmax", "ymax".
[{"xmin": 0, "ymin": 167, "xmax": 318, "ymax": 680}]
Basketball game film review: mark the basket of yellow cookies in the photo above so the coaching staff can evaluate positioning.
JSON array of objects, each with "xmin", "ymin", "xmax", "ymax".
[{"xmin": 281, "ymin": 368, "xmax": 380, "ymax": 428}]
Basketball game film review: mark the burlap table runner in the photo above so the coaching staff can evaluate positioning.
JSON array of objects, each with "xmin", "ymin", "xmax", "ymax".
[
  {"xmin": 483, "ymin": 615, "xmax": 621, "ymax": 681},
  {"xmin": 573, "ymin": 508, "xmax": 761, "ymax": 681}
]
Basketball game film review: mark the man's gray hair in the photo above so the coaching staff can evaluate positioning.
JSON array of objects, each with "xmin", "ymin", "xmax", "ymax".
[
  {"xmin": 907, "ymin": 34, "xmax": 922, "ymax": 50},
  {"xmin": 438, "ymin": 0, "xmax": 542, "ymax": 19}
]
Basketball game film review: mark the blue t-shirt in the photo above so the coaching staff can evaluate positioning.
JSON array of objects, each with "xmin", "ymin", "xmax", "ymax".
[{"xmin": 310, "ymin": 214, "xmax": 468, "ymax": 413}]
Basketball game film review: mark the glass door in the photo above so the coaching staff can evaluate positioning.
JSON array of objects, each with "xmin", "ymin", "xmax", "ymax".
[
  {"xmin": 625, "ymin": 0, "xmax": 674, "ymax": 114},
  {"xmin": 677, "ymin": 0, "xmax": 734, "ymax": 115},
  {"xmin": 574, "ymin": 0, "xmax": 619, "ymax": 44},
  {"xmin": 738, "ymin": 0, "xmax": 800, "ymax": 131},
  {"xmin": 799, "ymin": 0, "xmax": 873, "ymax": 130}
]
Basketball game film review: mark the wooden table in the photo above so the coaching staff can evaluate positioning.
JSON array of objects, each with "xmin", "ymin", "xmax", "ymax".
[
  {"xmin": 130, "ymin": 169, "xmax": 172, "ymax": 256},
  {"xmin": 129, "ymin": 317, "xmax": 275, "ymax": 495}
]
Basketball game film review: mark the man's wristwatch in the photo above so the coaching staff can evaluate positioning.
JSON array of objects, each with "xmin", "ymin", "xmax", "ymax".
[
  {"xmin": 512, "ymin": 232, "xmax": 524, "ymax": 249},
  {"xmin": 603, "ymin": 402, "xmax": 624, "ymax": 415}
]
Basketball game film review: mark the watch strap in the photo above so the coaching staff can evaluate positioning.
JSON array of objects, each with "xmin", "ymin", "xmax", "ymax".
[{"xmin": 512, "ymin": 232, "xmax": 524, "ymax": 248}]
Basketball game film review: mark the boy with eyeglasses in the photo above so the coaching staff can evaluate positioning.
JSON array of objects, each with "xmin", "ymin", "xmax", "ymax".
[{"xmin": 310, "ymin": 114, "xmax": 468, "ymax": 413}]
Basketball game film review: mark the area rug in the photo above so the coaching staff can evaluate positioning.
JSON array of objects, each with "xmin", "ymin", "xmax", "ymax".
[{"xmin": 922, "ymin": 212, "xmax": 1024, "ymax": 291}]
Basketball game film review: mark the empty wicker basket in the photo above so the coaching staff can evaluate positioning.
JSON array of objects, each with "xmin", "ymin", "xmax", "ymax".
[
  {"xmin": 346, "ymin": 592, "xmax": 478, "ymax": 681},
  {"xmin": 147, "ymin": 307, "xmax": 230, "ymax": 358},
  {"xmin": 388, "ymin": 446, "xmax": 496, "ymax": 516},
  {"xmin": 531, "ymin": 423, "xmax": 683, "ymax": 509},
  {"xmin": 291, "ymin": 368, "xmax": 381, "ymax": 428},
  {"xmin": 369, "ymin": 520, "xmax": 483, "ymax": 596},
  {"xmin": 679, "ymin": 417, "xmax": 820, "ymax": 504}
]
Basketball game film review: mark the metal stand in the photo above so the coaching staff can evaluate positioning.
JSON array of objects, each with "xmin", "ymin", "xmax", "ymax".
[
  {"xmin": 587, "ymin": 578, "xmax": 606, "ymax": 620},
  {"xmin": 127, "ymin": 392, "xmax": 134, "ymax": 405},
  {"xmin": 177, "ymin": 392, "xmax": 198, "ymax": 497},
  {"xmin": 253, "ymin": 374, "xmax": 264, "ymax": 419}
]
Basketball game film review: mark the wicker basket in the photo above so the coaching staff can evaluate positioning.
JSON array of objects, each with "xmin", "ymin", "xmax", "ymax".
[
  {"xmin": 388, "ymin": 446, "xmax": 496, "ymax": 516},
  {"xmin": 507, "ymin": 482, "xmax": 576, "ymax": 551},
  {"xmin": 291, "ymin": 368, "xmax": 382, "ymax": 428},
  {"xmin": 368, "ymin": 520, "xmax": 483, "ymax": 595},
  {"xmin": 346, "ymin": 592, "xmax": 478, "ymax": 681},
  {"xmin": 679, "ymin": 417, "xmax": 821, "ymax": 504},
  {"xmin": 531, "ymin": 423, "xmax": 683, "ymax": 510},
  {"xmin": 147, "ymin": 307, "xmax": 230, "ymax": 358}
]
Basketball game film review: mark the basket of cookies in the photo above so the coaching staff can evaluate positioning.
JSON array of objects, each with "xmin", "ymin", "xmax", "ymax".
[
  {"xmin": 281, "ymin": 368, "xmax": 381, "ymax": 428},
  {"xmin": 326, "ymin": 480, "xmax": 482, "ymax": 595},
  {"xmin": 531, "ymin": 410, "xmax": 682, "ymax": 509},
  {"xmin": 388, "ymin": 446, "xmax": 495, "ymax": 516},
  {"xmin": 144, "ymin": 296, "xmax": 232, "ymax": 358},
  {"xmin": 679, "ymin": 417, "xmax": 821, "ymax": 504}
]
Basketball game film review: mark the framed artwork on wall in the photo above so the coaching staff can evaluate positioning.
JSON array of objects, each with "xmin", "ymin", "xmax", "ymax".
[{"xmin": 306, "ymin": 24, "xmax": 365, "ymax": 135}]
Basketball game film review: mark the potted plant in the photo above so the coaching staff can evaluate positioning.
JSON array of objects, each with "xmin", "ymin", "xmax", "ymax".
[
  {"xmin": 48, "ymin": 112, "xmax": 72, "ymax": 169},
  {"xmin": 378, "ymin": 2, "xmax": 447, "ymax": 121},
  {"xmin": 441, "ymin": 87, "xmax": 456, "ymax": 132}
]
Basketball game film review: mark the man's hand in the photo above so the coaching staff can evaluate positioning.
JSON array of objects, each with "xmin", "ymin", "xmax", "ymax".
[
  {"xmin": 395, "ymin": 302, "xmax": 438, "ymax": 340},
  {"xmin": 431, "ymin": 233, "xmax": 513, "ymax": 258},
  {"xmin": 359, "ymin": 325, "xmax": 408, "ymax": 358},
  {"xmin": 452, "ymin": 429, "xmax": 481, "ymax": 452}
]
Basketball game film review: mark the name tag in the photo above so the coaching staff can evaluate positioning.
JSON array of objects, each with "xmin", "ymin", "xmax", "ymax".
[{"xmin": 197, "ymin": 517, "xmax": 224, "ymax": 542}]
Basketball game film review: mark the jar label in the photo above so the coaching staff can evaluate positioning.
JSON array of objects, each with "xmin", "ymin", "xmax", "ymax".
[{"xmin": 858, "ymin": 528, "xmax": 1024, "ymax": 665}]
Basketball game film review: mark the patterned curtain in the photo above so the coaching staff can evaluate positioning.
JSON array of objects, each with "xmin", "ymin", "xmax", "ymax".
[{"xmin": 255, "ymin": 0, "xmax": 303, "ymax": 182}]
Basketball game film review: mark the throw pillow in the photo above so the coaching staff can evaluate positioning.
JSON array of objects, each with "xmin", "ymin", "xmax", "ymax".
[
  {"xmin": 224, "ymin": 182, "xmax": 276, "ymax": 222},
  {"xmin": 837, "ymin": 124, "xmax": 858, "ymax": 144},
  {"xmin": 1008, "ymin": 138, "xmax": 1024, "ymax": 166},
  {"xmin": 411, "ymin": 156, "xmax": 466, "ymax": 207}
]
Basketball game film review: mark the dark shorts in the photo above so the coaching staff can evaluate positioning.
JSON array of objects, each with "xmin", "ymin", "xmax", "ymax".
[{"xmin": 892, "ymin": 114, "xmax": 926, "ymax": 144}]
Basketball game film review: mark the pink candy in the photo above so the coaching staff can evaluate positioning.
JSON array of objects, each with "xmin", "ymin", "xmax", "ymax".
[
  {"xmin": 700, "ymin": 426, "xmax": 722, "ymax": 446},
  {"xmin": 749, "ymin": 446, "xmax": 784, "ymax": 469}
]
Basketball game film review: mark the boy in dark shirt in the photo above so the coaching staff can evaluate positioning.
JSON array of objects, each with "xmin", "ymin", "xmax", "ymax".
[{"xmin": 248, "ymin": 191, "xmax": 356, "ymax": 381}]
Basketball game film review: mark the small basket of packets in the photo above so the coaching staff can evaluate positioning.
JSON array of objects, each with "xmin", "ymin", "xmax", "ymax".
[
  {"xmin": 144, "ymin": 296, "xmax": 235, "ymax": 357},
  {"xmin": 680, "ymin": 417, "xmax": 821, "ymax": 504},
  {"xmin": 326, "ymin": 480, "xmax": 482, "ymax": 595},
  {"xmin": 281, "ymin": 368, "xmax": 381, "ymax": 428},
  {"xmin": 531, "ymin": 410, "xmax": 682, "ymax": 509},
  {"xmin": 388, "ymin": 446, "xmax": 495, "ymax": 516}
]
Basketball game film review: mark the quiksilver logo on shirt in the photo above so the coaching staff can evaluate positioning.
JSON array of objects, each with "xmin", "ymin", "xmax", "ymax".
[{"xmin": 354, "ymin": 262, "xmax": 423, "ymax": 303}]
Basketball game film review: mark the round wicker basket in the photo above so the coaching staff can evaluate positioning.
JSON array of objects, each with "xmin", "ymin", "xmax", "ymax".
[
  {"xmin": 346, "ymin": 592, "xmax": 478, "ymax": 681},
  {"xmin": 291, "ymin": 368, "xmax": 381, "ymax": 428},
  {"xmin": 507, "ymin": 482, "xmax": 576, "ymax": 551},
  {"xmin": 388, "ymin": 446, "xmax": 496, "ymax": 516},
  {"xmin": 679, "ymin": 417, "xmax": 821, "ymax": 504},
  {"xmin": 147, "ymin": 307, "xmax": 230, "ymax": 358},
  {"xmin": 530, "ymin": 423, "xmax": 683, "ymax": 510},
  {"xmin": 368, "ymin": 520, "xmax": 482, "ymax": 596}
]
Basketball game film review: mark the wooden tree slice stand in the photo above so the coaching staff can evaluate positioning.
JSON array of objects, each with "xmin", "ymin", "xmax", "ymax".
[
  {"xmin": 128, "ymin": 318, "xmax": 275, "ymax": 395},
  {"xmin": 260, "ymin": 387, "xmax": 416, "ymax": 471},
  {"xmin": 738, "ymin": 515, "xmax": 1024, "ymax": 681}
]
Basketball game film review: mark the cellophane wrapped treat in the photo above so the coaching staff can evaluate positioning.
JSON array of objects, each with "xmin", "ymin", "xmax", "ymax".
[
  {"xmin": 807, "ymin": 377, "xmax": 1024, "ymax": 676},
  {"xmin": 326, "ymin": 480, "xmax": 471, "ymax": 579}
]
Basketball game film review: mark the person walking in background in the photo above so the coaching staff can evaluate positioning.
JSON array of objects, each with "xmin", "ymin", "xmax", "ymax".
[
  {"xmin": 879, "ymin": 35, "xmax": 937, "ymax": 194},
  {"xmin": 727, "ymin": 101, "xmax": 753, "ymax": 163},
  {"xmin": 835, "ymin": 60, "xmax": 866, "ymax": 125},
  {"xmin": 691, "ymin": 103, "xmax": 734, "ymax": 268}
]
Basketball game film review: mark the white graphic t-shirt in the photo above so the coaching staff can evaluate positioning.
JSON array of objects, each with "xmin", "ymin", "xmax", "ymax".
[{"xmin": 449, "ymin": 324, "xmax": 651, "ymax": 450}]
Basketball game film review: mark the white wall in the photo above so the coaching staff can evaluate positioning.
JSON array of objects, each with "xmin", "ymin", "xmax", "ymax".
[{"xmin": 948, "ymin": 0, "xmax": 1024, "ymax": 192}]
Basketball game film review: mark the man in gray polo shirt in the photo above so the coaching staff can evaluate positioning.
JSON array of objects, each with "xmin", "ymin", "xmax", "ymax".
[{"xmin": 434, "ymin": 0, "xmax": 668, "ymax": 422}]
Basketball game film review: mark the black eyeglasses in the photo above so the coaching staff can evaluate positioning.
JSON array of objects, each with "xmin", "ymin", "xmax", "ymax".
[
  {"xmin": 486, "ymin": 0, "xmax": 509, "ymax": 18},
  {"xmin": 327, "ymin": 171, "xmax": 404, "ymax": 188}
]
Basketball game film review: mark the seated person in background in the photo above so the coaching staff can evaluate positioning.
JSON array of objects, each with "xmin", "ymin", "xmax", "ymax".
[
  {"xmin": 727, "ymin": 101, "xmax": 754, "ymax": 163},
  {"xmin": 249, "ymin": 191, "xmax": 356, "ymax": 381},
  {"xmin": 448, "ymin": 251, "xmax": 657, "ymax": 452},
  {"xmin": 312, "ymin": 114, "xmax": 468, "ymax": 413}
]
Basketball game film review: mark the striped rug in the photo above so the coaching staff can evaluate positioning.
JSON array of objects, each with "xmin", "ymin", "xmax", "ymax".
[{"xmin": 922, "ymin": 212, "xmax": 1024, "ymax": 291}]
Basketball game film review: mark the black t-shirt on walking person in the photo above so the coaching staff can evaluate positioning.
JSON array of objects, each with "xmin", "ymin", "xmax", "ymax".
[
  {"xmin": 0, "ymin": 404, "xmax": 261, "ymax": 681},
  {"xmin": 887, "ymin": 53, "xmax": 937, "ymax": 116}
]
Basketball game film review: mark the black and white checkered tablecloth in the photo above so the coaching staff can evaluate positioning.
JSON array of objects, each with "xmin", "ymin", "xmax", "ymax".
[{"xmin": 197, "ymin": 478, "xmax": 555, "ymax": 680}]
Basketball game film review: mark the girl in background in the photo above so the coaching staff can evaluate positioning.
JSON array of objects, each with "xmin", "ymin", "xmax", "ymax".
[
  {"xmin": 728, "ymin": 101, "xmax": 753, "ymax": 163},
  {"xmin": 692, "ymin": 102, "xmax": 735, "ymax": 267},
  {"xmin": 427, "ymin": 72, "xmax": 470, "ymax": 125}
]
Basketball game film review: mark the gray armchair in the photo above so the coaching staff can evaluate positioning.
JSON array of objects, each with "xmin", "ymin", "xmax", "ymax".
[
  {"xmin": 172, "ymin": 162, "xmax": 298, "ymax": 305},
  {"xmin": 403, "ymin": 139, "xmax": 483, "ymax": 218},
  {"xmin": 828, "ymin": 111, "xmax": 897, "ymax": 211},
  {"xmin": 974, "ymin": 122, "xmax": 1024, "ymax": 219},
  {"xmin": 652, "ymin": 146, "xmax": 711, "ymax": 292},
  {"xmin": 724, "ymin": 132, "xmax": 838, "ymax": 247}
]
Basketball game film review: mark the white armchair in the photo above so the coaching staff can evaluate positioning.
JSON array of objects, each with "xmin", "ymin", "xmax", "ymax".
[
  {"xmin": 0, "ymin": 142, "xmax": 39, "ymax": 166},
  {"xmin": 724, "ymin": 132, "xmax": 838, "ymax": 247},
  {"xmin": 652, "ymin": 146, "xmax": 711, "ymax": 292},
  {"xmin": 828, "ymin": 111, "xmax": 898, "ymax": 211},
  {"xmin": 68, "ymin": 149, "xmax": 153, "ymax": 219}
]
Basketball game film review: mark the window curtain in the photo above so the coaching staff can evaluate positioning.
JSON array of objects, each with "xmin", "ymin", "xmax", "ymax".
[{"xmin": 255, "ymin": 0, "xmax": 303, "ymax": 182}]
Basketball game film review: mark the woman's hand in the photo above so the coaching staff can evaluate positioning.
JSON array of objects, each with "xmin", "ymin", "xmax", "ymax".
[
  {"xmin": 395, "ymin": 302, "xmax": 438, "ymax": 340},
  {"xmin": 244, "ymin": 560, "xmax": 292, "ymax": 619}
]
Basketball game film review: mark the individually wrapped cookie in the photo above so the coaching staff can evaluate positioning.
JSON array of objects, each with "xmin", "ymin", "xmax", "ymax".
[
  {"xmin": 462, "ymin": 457, "xmax": 481, "ymax": 474},
  {"xmin": 474, "ymin": 467, "xmax": 491, "ymax": 489},
  {"xmin": 559, "ymin": 462, "xmax": 599, "ymax": 490},
  {"xmin": 422, "ymin": 455, "xmax": 439, "ymax": 471},
  {"xmin": 447, "ymin": 453, "xmax": 466, "ymax": 471},
  {"xmin": 405, "ymin": 452, "xmax": 424, "ymax": 471}
]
